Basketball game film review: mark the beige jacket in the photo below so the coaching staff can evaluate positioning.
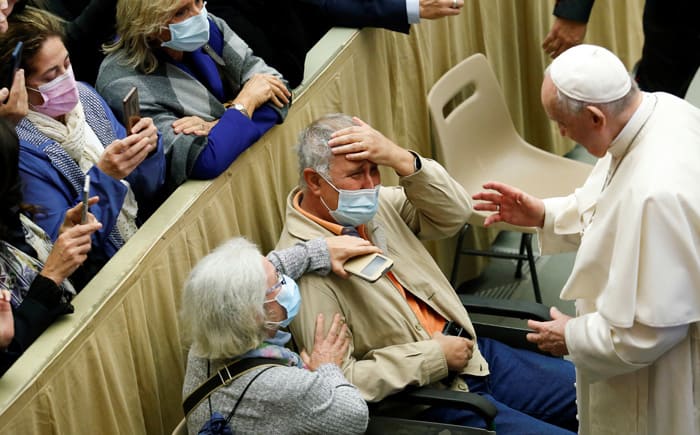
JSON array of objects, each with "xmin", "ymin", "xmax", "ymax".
[{"xmin": 277, "ymin": 157, "xmax": 489, "ymax": 402}]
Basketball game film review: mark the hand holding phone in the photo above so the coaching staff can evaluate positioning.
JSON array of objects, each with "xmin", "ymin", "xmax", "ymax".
[
  {"xmin": 2, "ymin": 41, "xmax": 23, "ymax": 100},
  {"xmin": 81, "ymin": 175, "xmax": 90, "ymax": 224},
  {"xmin": 343, "ymin": 253, "xmax": 393, "ymax": 282},
  {"xmin": 442, "ymin": 320, "xmax": 473, "ymax": 340},
  {"xmin": 122, "ymin": 87, "xmax": 141, "ymax": 132}
]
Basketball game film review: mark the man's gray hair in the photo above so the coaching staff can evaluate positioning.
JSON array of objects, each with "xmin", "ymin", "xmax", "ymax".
[
  {"xmin": 297, "ymin": 113, "xmax": 354, "ymax": 189},
  {"xmin": 544, "ymin": 67, "xmax": 640, "ymax": 118},
  {"xmin": 180, "ymin": 237, "xmax": 267, "ymax": 359}
]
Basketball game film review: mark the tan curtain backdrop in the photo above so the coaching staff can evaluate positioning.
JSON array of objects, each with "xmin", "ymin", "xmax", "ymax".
[{"xmin": 0, "ymin": 2, "xmax": 643, "ymax": 433}]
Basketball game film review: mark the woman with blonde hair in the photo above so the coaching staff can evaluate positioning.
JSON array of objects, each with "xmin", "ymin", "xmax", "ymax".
[{"xmin": 97, "ymin": 0, "xmax": 291, "ymax": 190}]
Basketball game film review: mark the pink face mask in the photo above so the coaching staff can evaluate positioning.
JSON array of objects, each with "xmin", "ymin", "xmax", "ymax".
[{"xmin": 27, "ymin": 65, "xmax": 79, "ymax": 118}]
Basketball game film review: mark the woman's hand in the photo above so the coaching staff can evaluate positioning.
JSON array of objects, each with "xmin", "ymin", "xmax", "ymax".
[
  {"xmin": 97, "ymin": 117, "xmax": 158, "ymax": 180},
  {"xmin": 300, "ymin": 313, "xmax": 349, "ymax": 371},
  {"xmin": 0, "ymin": 69, "xmax": 28, "ymax": 125},
  {"xmin": 172, "ymin": 115, "xmax": 218, "ymax": 136},
  {"xmin": 58, "ymin": 196, "xmax": 99, "ymax": 235},
  {"xmin": 325, "ymin": 235, "xmax": 381, "ymax": 278},
  {"xmin": 234, "ymin": 73, "xmax": 290, "ymax": 115},
  {"xmin": 472, "ymin": 181, "xmax": 546, "ymax": 228},
  {"xmin": 0, "ymin": 290, "xmax": 13, "ymax": 349},
  {"xmin": 40, "ymin": 220, "xmax": 102, "ymax": 285}
]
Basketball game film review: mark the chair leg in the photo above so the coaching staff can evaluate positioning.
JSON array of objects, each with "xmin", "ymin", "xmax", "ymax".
[
  {"xmin": 523, "ymin": 234, "xmax": 542, "ymax": 303},
  {"xmin": 450, "ymin": 224, "xmax": 469, "ymax": 288},
  {"xmin": 515, "ymin": 233, "xmax": 526, "ymax": 279}
]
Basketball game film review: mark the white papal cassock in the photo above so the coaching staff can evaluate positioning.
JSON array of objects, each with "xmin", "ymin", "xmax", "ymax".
[{"xmin": 538, "ymin": 92, "xmax": 700, "ymax": 435}]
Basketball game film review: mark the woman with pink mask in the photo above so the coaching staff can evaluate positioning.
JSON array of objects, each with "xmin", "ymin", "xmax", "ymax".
[{"xmin": 0, "ymin": 7, "xmax": 166, "ymax": 274}]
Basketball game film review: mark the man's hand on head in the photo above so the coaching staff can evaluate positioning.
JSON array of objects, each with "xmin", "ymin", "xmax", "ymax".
[{"xmin": 327, "ymin": 117, "xmax": 416, "ymax": 177}]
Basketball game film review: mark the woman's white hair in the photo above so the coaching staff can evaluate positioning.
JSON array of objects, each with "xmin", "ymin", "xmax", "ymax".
[
  {"xmin": 296, "ymin": 113, "xmax": 354, "ymax": 189},
  {"xmin": 180, "ymin": 237, "xmax": 267, "ymax": 359}
]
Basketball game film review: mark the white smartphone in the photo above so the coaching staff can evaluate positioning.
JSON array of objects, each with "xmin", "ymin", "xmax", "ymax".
[{"xmin": 344, "ymin": 253, "xmax": 394, "ymax": 282}]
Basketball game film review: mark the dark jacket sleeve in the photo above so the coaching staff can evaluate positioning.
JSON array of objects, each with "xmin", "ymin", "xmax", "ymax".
[
  {"xmin": 301, "ymin": 0, "xmax": 411, "ymax": 34},
  {"xmin": 553, "ymin": 0, "xmax": 595, "ymax": 23},
  {"xmin": 58, "ymin": 0, "xmax": 119, "ymax": 83},
  {"xmin": 0, "ymin": 275, "xmax": 73, "ymax": 377}
]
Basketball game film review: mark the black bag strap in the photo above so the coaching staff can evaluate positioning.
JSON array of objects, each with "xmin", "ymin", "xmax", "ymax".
[
  {"xmin": 222, "ymin": 365, "xmax": 277, "ymax": 427},
  {"xmin": 183, "ymin": 357, "xmax": 285, "ymax": 417}
]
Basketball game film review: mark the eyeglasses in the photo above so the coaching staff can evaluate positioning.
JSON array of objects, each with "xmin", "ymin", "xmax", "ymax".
[{"xmin": 265, "ymin": 271, "xmax": 285, "ymax": 296}]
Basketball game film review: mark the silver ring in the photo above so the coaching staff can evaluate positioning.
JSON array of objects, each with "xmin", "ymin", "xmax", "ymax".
[{"xmin": 451, "ymin": 0, "xmax": 458, "ymax": 8}]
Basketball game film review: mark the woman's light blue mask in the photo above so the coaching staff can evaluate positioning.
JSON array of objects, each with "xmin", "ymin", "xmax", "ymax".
[
  {"xmin": 264, "ymin": 274, "xmax": 301, "ymax": 328},
  {"xmin": 320, "ymin": 174, "xmax": 380, "ymax": 227},
  {"xmin": 161, "ymin": 4, "xmax": 210, "ymax": 52}
]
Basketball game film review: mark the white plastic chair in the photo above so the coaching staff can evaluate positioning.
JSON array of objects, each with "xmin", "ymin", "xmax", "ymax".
[{"xmin": 427, "ymin": 53, "xmax": 593, "ymax": 301}]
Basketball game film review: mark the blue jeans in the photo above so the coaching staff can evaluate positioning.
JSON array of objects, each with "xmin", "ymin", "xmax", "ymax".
[{"xmin": 419, "ymin": 337, "xmax": 578, "ymax": 434}]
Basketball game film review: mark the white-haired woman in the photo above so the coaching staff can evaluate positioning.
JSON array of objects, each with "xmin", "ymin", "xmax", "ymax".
[{"xmin": 181, "ymin": 237, "xmax": 370, "ymax": 434}]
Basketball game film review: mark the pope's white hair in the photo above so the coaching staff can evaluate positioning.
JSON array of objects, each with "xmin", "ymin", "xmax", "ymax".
[{"xmin": 180, "ymin": 237, "xmax": 267, "ymax": 359}]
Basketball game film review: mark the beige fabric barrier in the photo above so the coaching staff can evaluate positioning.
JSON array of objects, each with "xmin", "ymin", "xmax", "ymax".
[{"xmin": 0, "ymin": 2, "xmax": 643, "ymax": 433}]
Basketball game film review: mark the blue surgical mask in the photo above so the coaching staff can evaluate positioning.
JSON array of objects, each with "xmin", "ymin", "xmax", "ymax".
[
  {"xmin": 161, "ymin": 4, "xmax": 210, "ymax": 52},
  {"xmin": 320, "ymin": 174, "xmax": 380, "ymax": 227},
  {"xmin": 264, "ymin": 274, "xmax": 301, "ymax": 328}
]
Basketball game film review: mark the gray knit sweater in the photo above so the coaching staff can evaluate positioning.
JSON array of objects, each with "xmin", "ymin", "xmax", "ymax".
[
  {"xmin": 266, "ymin": 238, "xmax": 330, "ymax": 279},
  {"xmin": 182, "ymin": 356, "xmax": 368, "ymax": 434}
]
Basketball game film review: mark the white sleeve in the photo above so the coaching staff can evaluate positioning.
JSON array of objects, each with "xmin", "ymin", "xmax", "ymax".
[
  {"xmin": 537, "ymin": 195, "xmax": 583, "ymax": 255},
  {"xmin": 566, "ymin": 311, "xmax": 689, "ymax": 382},
  {"xmin": 406, "ymin": 0, "xmax": 420, "ymax": 23}
]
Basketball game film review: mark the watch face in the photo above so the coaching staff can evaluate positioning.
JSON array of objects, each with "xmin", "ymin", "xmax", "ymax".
[{"xmin": 232, "ymin": 103, "xmax": 249, "ymax": 117}]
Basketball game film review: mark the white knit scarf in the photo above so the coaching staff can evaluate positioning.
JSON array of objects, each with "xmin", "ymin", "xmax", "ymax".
[{"xmin": 25, "ymin": 101, "xmax": 139, "ymax": 242}]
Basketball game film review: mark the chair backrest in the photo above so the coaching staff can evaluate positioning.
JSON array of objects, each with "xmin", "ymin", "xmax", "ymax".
[
  {"xmin": 685, "ymin": 66, "xmax": 700, "ymax": 109},
  {"xmin": 428, "ymin": 53, "xmax": 520, "ymax": 190},
  {"xmin": 427, "ymin": 53, "xmax": 592, "ymax": 230}
]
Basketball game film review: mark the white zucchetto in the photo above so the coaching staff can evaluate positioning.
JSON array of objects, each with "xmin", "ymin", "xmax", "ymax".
[{"xmin": 550, "ymin": 44, "xmax": 632, "ymax": 103}]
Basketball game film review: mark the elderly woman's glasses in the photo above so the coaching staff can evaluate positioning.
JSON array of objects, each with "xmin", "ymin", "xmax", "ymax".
[{"xmin": 265, "ymin": 272, "xmax": 286, "ymax": 296}]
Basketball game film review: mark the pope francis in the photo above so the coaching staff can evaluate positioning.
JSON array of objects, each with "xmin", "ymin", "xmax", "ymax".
[{"xmin": 473, "ymin": 44, "xmax": 700, "ymax": 435}]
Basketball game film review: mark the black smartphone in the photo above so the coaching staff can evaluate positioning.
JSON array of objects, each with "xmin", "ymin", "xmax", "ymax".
[
  {"xmin": 2, "ymin": 41, "xmax": 23, "ymax": 91},
  {"xmin": 442, "ymin": 320, "xmax": 473, "ymax": 340},
  {"xmin": 122, "ymin": 86, "xmax": 141, "ymax": 132}
]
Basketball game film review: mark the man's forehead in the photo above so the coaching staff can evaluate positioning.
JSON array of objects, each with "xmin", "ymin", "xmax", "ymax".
[{"xmin": 329, "ymin": 153, "xmax": 369, "ymax": 173}]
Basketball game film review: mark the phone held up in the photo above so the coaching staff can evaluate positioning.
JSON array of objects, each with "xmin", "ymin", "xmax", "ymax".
[
  {"xmin": 2, "ymin": 41, "xmax": 23, "ymax": 98},
  {"xmin": 442, "ymin": 320, "xmax": 473, "ymax": 340},
  {"xmin": 122, "ymin": 87, "xmax": 141, "ymax": 132},
  {"xmin": 343, "ymin": 253, "xmax": 394, "ymax": 283},
  {"xmin": 81, "ymin": 175, "xmax": 90, "ymax": 224}
]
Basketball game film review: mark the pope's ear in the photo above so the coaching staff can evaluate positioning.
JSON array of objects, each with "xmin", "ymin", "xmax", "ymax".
[
  {"xmin": 585, "ymin": 105, "xmax": 607, "ymax": 129},
  {"xmin": 303, "ymin": 168, "xmax": 323, "ymax": 196}
]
